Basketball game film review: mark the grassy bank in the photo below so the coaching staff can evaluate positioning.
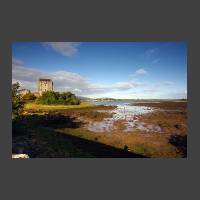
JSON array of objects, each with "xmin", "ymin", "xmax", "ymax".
[
  {"xmin": 57, "ymin": 127, "xmax": 183, "ymax": 158},
  {"xmin": 24, "ymin": 102, "xmax": 96, "ymax": 112}
]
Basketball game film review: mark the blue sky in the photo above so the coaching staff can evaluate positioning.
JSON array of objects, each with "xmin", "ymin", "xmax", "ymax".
[{"xmin": 12, "ymin": 42, "xmax": 187, "ymax": 99}]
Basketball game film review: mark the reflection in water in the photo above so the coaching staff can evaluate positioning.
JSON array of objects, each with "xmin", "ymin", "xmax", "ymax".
[{"xmin": 85, "ymin": 104, "xmax": 162, "ymax": 133}]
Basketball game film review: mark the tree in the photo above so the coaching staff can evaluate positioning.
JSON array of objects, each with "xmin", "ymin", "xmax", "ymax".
[
  {"xmin": 36, "ymin": 91, "xmax": 80, "ymax": 105},
  {"xmin": 22, "ymin": 92, "xmax": 37, "ymax": 102},
  {"xmin": 12, "ymin": 82, "xmax": 25, "ymax": 118},
  {"xmin": 36, "ymin": 91, "xmax": 58, "ymax": 105}
]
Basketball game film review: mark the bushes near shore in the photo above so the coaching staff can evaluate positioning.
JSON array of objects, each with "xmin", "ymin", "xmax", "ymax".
[
  {"xmin": 36, "ymin": 91, "xmax": 80, "ymax": 105},
  {"xmin": 22, "ymin": 92, "xmax": 37, "ymax": 102}
]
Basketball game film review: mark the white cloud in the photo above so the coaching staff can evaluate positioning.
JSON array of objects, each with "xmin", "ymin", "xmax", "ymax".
[
  {"xmin": 73, "ymin": 88, "xmax": 82, "ymax": 93},
  {"xmin": 43, "ymin": 42, "xmax": 81, "ymax": 57},
  {"xmin": 12, "ymin": 58, "xmax": 185, "ymax": 99},
  {"xmin": 12, "ymin": 64, "xmax": 46, "ymax": 83},
  {"xmin": 12, "ymin": 57, "xmax": 24, "ymax": 65},
  {"xmin": 163, "ymin": 91, "xmax": 187, "ymax": 99},
  {"xmin": 143, "ymin": 89, "xmax": 157, "ymax": 93},
  {"xmin": 130, "ymin": 68, "xmax": 148, "ymax": 79},
  {"xmin": 144, "ymin": 48, "xmax": 160, "ymax": 65},
  {"xmin": 12, "ymin": 58, "xmax": 144, "ymax": 97},
  {"xmin": 135, "ymin": 68, "xmax": 147, "ymax": 75},
  {"xmin": 154, "ymin": 81, "xmax": 175, "ymax": 87},
  {"xmin": 135, "ymin": 68, "xmax": 148, "ymax": 75},
  {"xmin": 152, "ymin": 58, "xmax": 160, "ymax": 64},
  {"xmin": 145, "ymin": 48, "xmax": 159, "ymax": 58},
  {"xmin": 113, "ymin": 81, "xmax": 142, "ymax": 90},
  {"xmin": 163, "ymin": 81, "xmax": 174, "ymax": 86}
]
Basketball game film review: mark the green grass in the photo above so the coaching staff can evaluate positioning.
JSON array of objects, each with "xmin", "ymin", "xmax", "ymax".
[
  {"xmin": 13, "ymin": 119, "xmax": 95, "ymax": 158},
  {"xmin": 131, "ymin": 144, "xmax": 147, "ymax": 155},
  {"xmin": 58, "ymin": 128, "xmax": 182, "ymax": 158},
  {"xmin": 34, "ymin": 127, "xmax": 94, "ymax": 158},
  {"xmin": 60, "ymin": 127, "xmax": 99, "ymax": 141},
  {"xmin": 24, "ymin": 102, "xmax": 95, "ymax": 111}
]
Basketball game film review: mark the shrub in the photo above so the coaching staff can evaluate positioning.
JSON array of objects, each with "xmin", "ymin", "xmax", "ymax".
[
  {"xmin": 12, "ymin": 82, "xmax": 25, "ymax": 118},
  {"xmin": 22, "ymin": 92, "xmax": 37, "ymax": 102},
  {"xmin": 36, "ymin": 91, "xmax": 58, "ymax": 105},
  {"xmin": 36, "ymin": 91, "xmax": 80, "ymax": 105}
]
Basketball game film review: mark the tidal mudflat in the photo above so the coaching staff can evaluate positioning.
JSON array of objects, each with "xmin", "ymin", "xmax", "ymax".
[
  {"xmin": 85, "ymin": 104, "xmax": 161, "ymax": 133},
  {"xmin": 12, "ymin": 100, "xmax": 187, "ymax": 158}
]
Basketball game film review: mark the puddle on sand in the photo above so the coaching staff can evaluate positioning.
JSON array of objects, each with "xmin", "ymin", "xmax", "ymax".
[{"xmin": 84, "ymin": 105, "xmax": 162, "ymax": 133}]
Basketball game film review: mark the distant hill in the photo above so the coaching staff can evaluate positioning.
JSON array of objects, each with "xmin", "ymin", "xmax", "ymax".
[{"xmin": 77, "ymin": 96, "xmax": 92, "ymax": 100}]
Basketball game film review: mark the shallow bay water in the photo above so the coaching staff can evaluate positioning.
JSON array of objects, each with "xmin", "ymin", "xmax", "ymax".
[{"xmin": 85, "ymin": 101, "xmax": 162, "ymax": 133}]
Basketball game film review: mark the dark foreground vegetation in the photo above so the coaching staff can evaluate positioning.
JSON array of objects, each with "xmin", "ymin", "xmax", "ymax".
[
  {"xmin": 12, "ymin": 113, "xmax": 146, "ymax": 158},
  {"xmin": 12, "ymin": 83, "xmax": 25, "ymax": 118},
  {"xmin": 169, "ymin": 134, "xmax": 187, "ymax": 157}
]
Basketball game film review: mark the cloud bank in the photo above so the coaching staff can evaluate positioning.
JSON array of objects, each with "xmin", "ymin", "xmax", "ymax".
[
  {"xmin": 135, "ymin": 68, "xmax": 148, "ymax": 75},
  {"xmin": 12, "ymin": 58, "xmax": 186, "ymax": 99},
  {"xmin": 43, "ymin": 42, "xmax": 81, "ymax": 57},
  {"xmin": 12, "ymin": 58, "xmax": 144, "ymax": 97}
]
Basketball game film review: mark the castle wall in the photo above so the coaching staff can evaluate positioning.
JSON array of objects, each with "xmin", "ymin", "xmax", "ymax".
[{"xmin": 38, "ymin": 79, "xmax": 53, "ymax": 95}]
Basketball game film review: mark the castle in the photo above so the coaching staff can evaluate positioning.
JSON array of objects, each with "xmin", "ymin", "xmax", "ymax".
[{"xmin": 37, "ymin": 79, "xmax": 53, "ymax": 95}]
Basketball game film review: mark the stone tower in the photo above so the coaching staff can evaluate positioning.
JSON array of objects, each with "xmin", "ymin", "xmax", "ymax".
[{"xmin": 38, "ymin": 79, "xmax": 53, "ymax": 95}]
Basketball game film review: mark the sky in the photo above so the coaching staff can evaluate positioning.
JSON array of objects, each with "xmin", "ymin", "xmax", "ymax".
[{"xmin": 12, "ymin": 42, "xmax": 187, "ymax": 99}]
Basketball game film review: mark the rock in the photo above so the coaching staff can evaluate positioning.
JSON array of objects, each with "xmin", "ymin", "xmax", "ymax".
[
  {"xmin": 174, "ymin": 124, "xmax": 181, "ymax": 129},
  {"xmin": 123, "ymin": 145, "xmax": 129, "ymax": 152},
  {"xmin": 12, "ymin": 154, "xmax": 29, "ymax": 158}
]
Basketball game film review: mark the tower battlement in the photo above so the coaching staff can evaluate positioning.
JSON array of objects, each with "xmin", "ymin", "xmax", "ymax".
[{"xmin": 38, "ymin": 79, "xmax": 53, "ymax": 95}]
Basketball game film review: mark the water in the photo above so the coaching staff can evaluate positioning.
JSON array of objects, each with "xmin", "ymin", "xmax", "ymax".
[
  {"xmin": 89, "ymin": 100, "xmax": 132, "ymax": 106},
  {"xmin": 89, "ymin": 100, "xmax": 162, "ymax": 106},
  {"xmin": 85, "ymin": 101, "xmax": 162, "ymax": 133}
]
